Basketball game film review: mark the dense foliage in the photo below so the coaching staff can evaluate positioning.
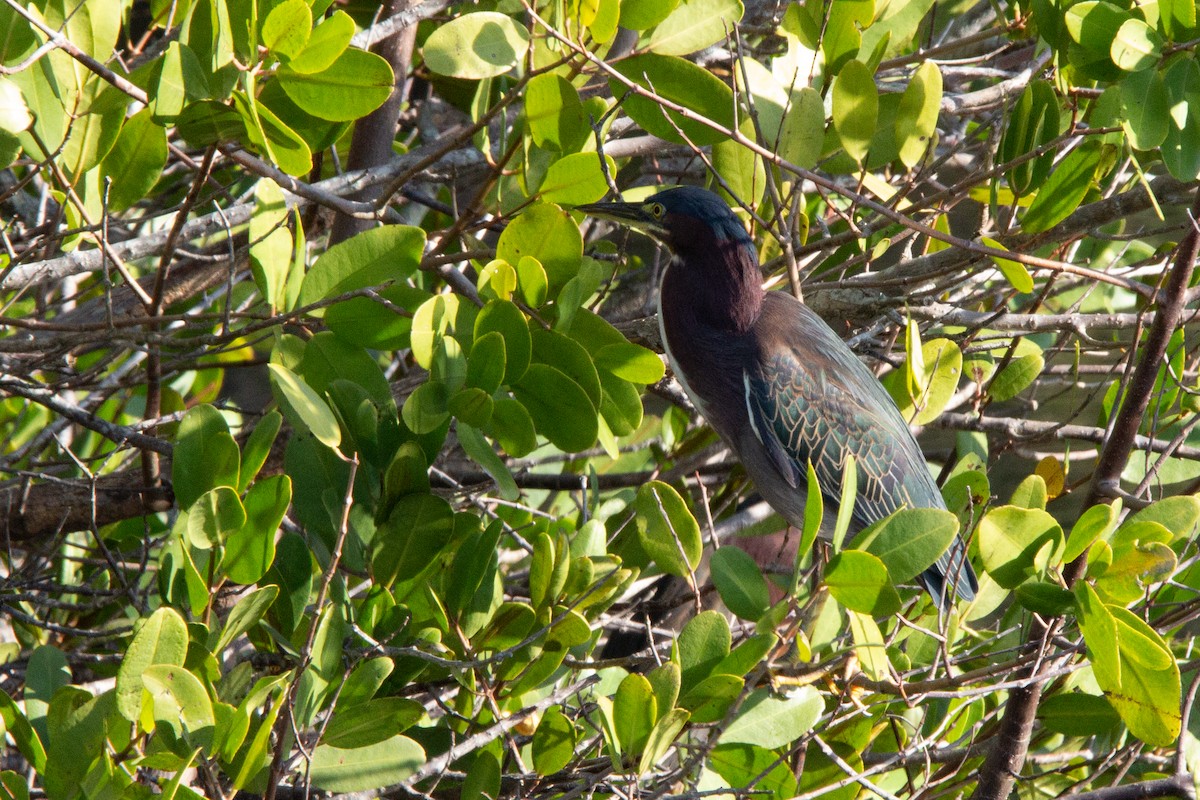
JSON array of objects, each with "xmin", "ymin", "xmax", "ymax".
[{"xmin": 1, "ymin": 0, "xmax": 1199, "ymax": 797}]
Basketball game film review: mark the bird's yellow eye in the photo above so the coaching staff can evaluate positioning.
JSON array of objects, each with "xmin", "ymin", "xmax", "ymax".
[{"xmin": 646, "ymin": 202, "xmax": 665, "ymax": 219}]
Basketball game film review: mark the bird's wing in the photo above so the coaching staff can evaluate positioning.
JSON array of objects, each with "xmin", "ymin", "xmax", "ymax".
[{"xmin": 743, "ymin": 293, "xmax": 945, "ymax": 530}]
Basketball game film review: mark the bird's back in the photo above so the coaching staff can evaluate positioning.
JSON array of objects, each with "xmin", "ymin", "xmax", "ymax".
[{"xmin": 739, "ymin": 292, "xmax": 976, "ymax": 602}]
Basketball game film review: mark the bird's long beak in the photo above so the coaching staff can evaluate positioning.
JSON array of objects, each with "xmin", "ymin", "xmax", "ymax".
[{"xmin": 574, "ymin": 201, "xmax": 664, "ymax": 236}]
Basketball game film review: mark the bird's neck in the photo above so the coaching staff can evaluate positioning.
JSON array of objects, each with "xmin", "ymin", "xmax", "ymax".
[
  {"xmin": 657, "ymin": 244, "xmax": 764, "ymax": 428},
  {"xmin": 661, "ymin": 243, "xmax": 764, "ymax": 335}
]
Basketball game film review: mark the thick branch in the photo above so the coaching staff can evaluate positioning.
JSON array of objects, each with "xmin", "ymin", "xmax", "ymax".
[
  {"xmin": 971, "ymin": 186, "xmax": 1200, "ymax": 800},
  {"xmin": 0, "ymin": 469, "xmax": 173, "ymax": 543},
  {"xmin": 1084, "ymin": 190, "xmax": 1200, "ymax": 509},
  {"xmin": 330, "ymin": 0, "xmax": 418, "ymax": 245},
  {"xmin": 1059, "ymin": 775, "xmax": 1196, "ymax": 800}
]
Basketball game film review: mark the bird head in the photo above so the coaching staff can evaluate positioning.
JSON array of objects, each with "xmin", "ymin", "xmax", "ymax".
[
  {"xmin": 578, "ymin": 186, "xmax": 765, "ymax": 333},
  {"xmin": 576, "ymin": 186, "xmax": 755, "ymax": 261}
]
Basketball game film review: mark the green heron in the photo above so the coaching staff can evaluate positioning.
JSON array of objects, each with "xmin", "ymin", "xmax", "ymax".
[{"xmin": 579, "ymin": 186, "xmax": 977, "ymax": 607}]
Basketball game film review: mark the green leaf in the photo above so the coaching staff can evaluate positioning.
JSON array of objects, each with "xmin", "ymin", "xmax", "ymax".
[
  {"xmin": 173, "ymin": 404, "xmax": 240, "ymax": 508},
  {"xmin": 978, "ymin": 505, "xmax": 1064, "ymax": 588},
  {"xmin": 277, "ymin": 48, "xmax": 393, "ymax": 121},
  {"xmin": 512, "ymin": 364, "xmax": 598, "ymax": 452},
  {"xmin": 248, "ymin": 180, "xmax": 291, "ymax": 310},
  {"xmin": 478, "ymin": 258, "xmax": 517, "ymax": 302},
  {"xmin": 488, "ymin": 396, "xmax": 538, "ymax": 457},
  {"xmin": 634, "ymin": 480, "xmax": 703, "ymax": 578},
  {"xmin": 883, "ymin": 336, "xmax": 963, "ymax": 424},
  {"xmin": 714, "ymin": 633, "xmax": 777, "ymax": 678},
  {"xmin": 647, "ymin": 662, "xmax": 681, "ymax": 717},
  {"xmin": 614, "ymin": 674, "xmax": 657, "ymax": 755},
  {"xmin": 100, "ymin": 107, "xmax": 168, "ymax": 211},
  {"xmin": 856, "ymin": 508, "xmax": 958, "ymax": 583},
  {"xmin": 444, "ymin": 521, "xmax": 503, "ymax": 618},
  {"xmin": 298, "ymin": 225, "xmax": 425, "ymax": 309},
  {"xmin": 638, "ymin": 708, "xmax": 690, "ymax": 774},
  {"xmin": 402, "ymin": 380, "xmax": 450, "ymax": 434},
  {"xmin": 779, "ymin": 86, "xmax": 825, "ymax": 169},
  {"xmin": 1065, "ymin": 1, "xmax": 1128, "ymax": 41},
  {"xmin": 467, "ymin": 331, "xmax": 507, "ymax": 395},
  {"xmin": 372, "ymin": 493, "xmax": 455, "ymax": 585},
  {"xmin": 1120, "ymin": 69, "xmax": 1170, "ymax": 149},
  {"xmin": 1106, "ymin": 605, "xmax": 1182, "ymax": 746},
  {"xmin": 896, "ymin": 60, "xmax": 941, "ymax": 167},
  {"xmin": 529, "ymin": 532, "xmax": 556, "ymax": 609},
  {"xmin": 988, "ymin": 339, "xmax": 1044, "ymax": 402},
  {"xmin": 187, "ymin": 486, "xmax": 246, "ymax": 549},
  {"xmin": 222, "ymin": 475, "xmax": 290, "ymax": 584},
  {"xmin": 847, "ymin": 609, "xmax": 890, "ymax": 680},
  {"xmin": 24, "ymin": 646, "xmax": 68, "ymax": 748},
  {"xmin": 1096, "ymin": 541, "xmax": 1177, "ymax": 602},
  {"xmin": 532, "ymin": 706, "xmax": 577, "ymax": 776},
  {"xmin": 1011, "ymin": 474, "xmax": 1049, "ymax": 510},
  {"xmin": 1110, "ymin": 18, "xmax": 1161, "ymax": 72},
  {"xmin": 793, "ymin": 461, "xmax": 823, "ymax": 590},
  {"xmin": 242, "ymin": 91, "xmax": 313, "ymax": 176},
  {"xmin": 261, "ymin": 0, "xmax": 311, "ymax": 60},
  {"xmin": 287, "ymin": 10, "xmax": 354, "ymax": 73},
  {"xmin": 0, "ymin": 77, "xmax": 30, "ymax": 133},
  {"xmin": 496, "ymin": 202, "xmax": 583, "ymax": 289},
  {"xmin": 826, "ymin": 550, "xmax": 902, "ymax": 615},
  {"xmin": 337, "ymin": 658, "xmax": 394, "ymax": 710},
  {"xmin": 711, "ymin": 546, "xmax": 771, "ymax": 620},
  {"xmin": 323, "ymin": 698, "xmax": 424, "ymax": 748},
  {"xmin": 620, "ymin": 0, "xmax": 680, "ymax": 28},
  {"xmin": 720, "ymin": 686, "xmax": 821, "ymax": 748},
  {"xmin": 0, "ymin": 691, "xmax": 46, "ymax": 771},
  {"xmin": 525, "ymin": 73, "xmax": 588, "ymax": 152},
  {"xmin": 1077, "ymin": 582, "xmax": 1122, "ymax": 685},
  {"xmin": 1021, "ymin": 141, "xmax": 1101, "ymax": 233},
  {"xmin": 831, "ymin": 454, "xmax": 857, "ymax": 553},
  {"xmin": 175, "ymin": 99, "xmax": 248, "ymax": 145},
  {"xmin": 646, "ymin": 0, "xmax": 744, "ymax": 56},
  {"xmin": 214, "ymin": 585, "xmax": 280, "ymax": 653},
  {"xmin": 538, "ymin": 152, "xmax": 616, "ymax": 205},
  {"xmin": 1161, "ymin": 57, "xmax": 1200, "ymax": 180},
  {"xmin": 422, "ymin": 12, "xmax": 529, "ymax": 79},
  {"xmin": 474, "ymin": 300, "xmax": 531, "ymax": 384},
  {"xmin": 458, "ymin": 423, "xmax": 519, "ymax": 500},
  {"xmin": 999, "ymin": 79, "xmax": 1060, "ymax": 195},
  {"xmin": 452, "ymin": 388, "xmax": 494, "ymax": 441},
  {"xmin": 310, "ymin": 735, "xmax": 425, "ymax": 792},
  {"xmin": 241, "ymin": 412, "xmax": 283, "ymax": 494},
  {"xmin": 980, "ymin": 236, "xmax": 1034, "ymax": 293},
  {"xmin": 268, "ymin": 363, "xmax": 342, "ymax": 450},
  {"xmin": 517, "ymin": 256, "xmax": 549, "ymax": 307},
  {"xmin": 832, "ymin": 60, "xmax": 878, "ymax": 163},
  {"xmin": 710, "ymin": 743, "xmax": 797, "ymax": 799},
  {"xmin": 593, "ymin": 342, "xmax": 665, "ymax": 384},
  {"xmin": 1039, "ymin": 693, "xmax": 1122, "ymax": 736},
  {"xmin": 676, "ymin": 610, "xmax": 731, "ymax": 694},
  {"xmin": 681, "ymin": 673, "xmax": 743, "ymax": 722},
  {"xmin": 1015, "ymin": 581, "xmax": 1076, "ymax": 615},
  {"xmin": 609, "ymin": 53, "xmax": 735, "ymax": 146},
  {"xmin": 1064, "ymin": 502, "xmax": 1120, "ymax": 563},
  {"xmin": 530, "ymin": 328, "xmax": 602, "ymax": 407},
  {"xmin": 410, "ymin": 294, "xmax": 463, "ymax": 371},
  {"xmin": 1124, "ymin": 495, "xmax": 1200, "ymax": 542},
  {"xmin": 144, "ymin": 664, "xmax": 216, "ymax": 751}
]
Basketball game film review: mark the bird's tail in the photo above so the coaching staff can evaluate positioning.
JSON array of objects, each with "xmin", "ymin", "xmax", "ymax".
[{"xmin": 918, "ymin": 536, "xmax": 978, "ymax": 609}]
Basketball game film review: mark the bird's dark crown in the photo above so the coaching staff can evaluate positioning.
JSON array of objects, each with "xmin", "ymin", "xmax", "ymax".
[
  {"xmin": 578, "ymin": 186, "xmax": 765, "ymax": 333},
  {"xmin": 577, "ymin": 185, "xmax": 755, "ymax": 259}
]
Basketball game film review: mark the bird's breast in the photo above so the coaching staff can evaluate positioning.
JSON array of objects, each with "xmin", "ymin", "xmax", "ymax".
[{"xmin": 656, "ymin": 262, "xmax": 755, "ymax": 439}]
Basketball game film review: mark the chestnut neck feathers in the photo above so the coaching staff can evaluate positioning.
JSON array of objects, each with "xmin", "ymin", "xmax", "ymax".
[{"xmin": 654, "ymin": 192, "xmax": 764, "ymax": 335}]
